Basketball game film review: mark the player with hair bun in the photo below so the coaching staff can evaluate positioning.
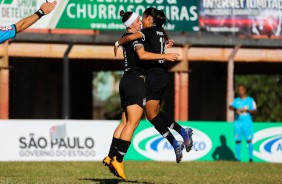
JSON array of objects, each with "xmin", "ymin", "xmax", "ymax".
[
  {"xmin": 114, "ymin": 7, "xmax": 194, "ymax": 164},
  {"xmin": 103, "ymin": 10, "xmax": 179, "ymax": 180}
]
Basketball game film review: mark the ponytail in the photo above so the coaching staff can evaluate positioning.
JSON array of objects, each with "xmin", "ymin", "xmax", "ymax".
[
  {"xmin": 155, "ymin": 10, "xmax": 169, "ymax": 41},
  {"xmin": 143, "ymin": 8, "xmax": 169, "ymax": 41},
  {"xmin": 120, "ymin": 10, "xmax": 133, "ymax": 23}
]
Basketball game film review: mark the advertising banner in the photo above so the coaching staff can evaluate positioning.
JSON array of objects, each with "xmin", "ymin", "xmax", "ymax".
[
  {"xmin": 0, "ymin": 0, "xmax": 199, "ymax": 31},
  {"xmin": 127, "ymin": 121, "xmax": 282, "ymax": 163},
  {"xmin": 0, "ymin": 120, "xmax": 281, "ymax": 162},
  {"xmin": 198, "ymin": 0, "xmax": 282, "ymax": 36},
  {"xmin": 0, "ymin": 120, "xmax": 119, "ymax": 161}
]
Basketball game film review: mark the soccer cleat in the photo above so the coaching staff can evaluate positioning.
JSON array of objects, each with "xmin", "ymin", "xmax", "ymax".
[
  {"xmin": 102, "ymin": 156, "xmax": 117, "ymax": 176},
  {"xmin": 249, "ymin": 159, "xmax": 253, "ymax": 163},
  {"xmin": 174, "ymin": 141, "xmax": 185, "ymax": 163},
  {"xmin": 103, "ymin": 156, "xmax": 111, "ymax": 166},
  {"xmin": 111, "ymin": 156, "xmax": 127, "ymax": 180},
  {"xmin": 184, "ymin": 128, "xmax": 193, "ymax": 152}
]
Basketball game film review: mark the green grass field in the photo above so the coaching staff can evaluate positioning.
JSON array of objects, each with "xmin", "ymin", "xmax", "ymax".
[{"xmin": 0, "ymin": 161, "xmax": 281, "ymax": 184}]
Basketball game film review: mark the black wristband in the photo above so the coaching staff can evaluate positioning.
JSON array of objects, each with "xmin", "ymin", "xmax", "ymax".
[{"xmin": 35, "ymin": 9, "xmax": 45, "ymax": 18}]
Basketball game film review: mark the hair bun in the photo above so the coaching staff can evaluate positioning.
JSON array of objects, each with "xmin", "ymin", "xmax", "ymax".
[{"xmin": 120, "ymin": 10, "xmax": 125, "ymax": 17}]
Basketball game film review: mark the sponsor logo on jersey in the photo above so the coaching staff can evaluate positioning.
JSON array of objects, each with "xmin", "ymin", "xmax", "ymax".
[
  {"xmin": 133, "ymin": 126, "xmax": 212, "ymax": 161},
  {"xmin": 253, "ymin": 127, "xmax": 282, "ymax": 163}
]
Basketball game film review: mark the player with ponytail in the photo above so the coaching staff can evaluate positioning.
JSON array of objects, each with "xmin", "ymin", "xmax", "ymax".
[
  {"xmin": 114, "ymin": 7, "xmax": 194, "ymax": 164},
  {"xmin": 103, "ymin": 10, "xmax": 179, "ymax": 180}
]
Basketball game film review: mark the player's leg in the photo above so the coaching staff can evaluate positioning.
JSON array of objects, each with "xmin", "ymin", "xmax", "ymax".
[
  {"xmin": 243, "ymin": 122, "xmax": 254, "ymax": 162},
  {"xmin": 235, "ymin": 140, "xmax": 242, "ymax": 161},
  {"xmin": 104, "ymin": 112, "xmax": 126, "ymax": 160},
  {"xmin": 103, "ymin": 76, "xmax": 128, "ymax": 175},
  {"xmin": 247, "ymin": 140, "xmax": 253, "ymax": 162},
  {"xmin": 158, "ymin": 110, "xmax": 193, "ymax": 152},
  {"xmin": 111, "ymin": 75, "xmax": 146, "ymax": 179},
  {"xmin": 234, "ymin": 122, "xmax": 242, "ymax": 161},
  {"xmin": 119, "ymin": 105, "xmax": 143, "ymax": 141},
  {"xmin": 146, "ymin": 71, "xmax": 192, "ymax": 153},
  {"xmin": 112, "ymin": 104, "xmax": 143, "ymax": 179},
  {"xmin": 103, "ymin": 112, "xmax": 127, "ymax": 174},
  {"xmin": 146, "ymin": 100, "xmax": 184, "ymax": 163},
  {"xmin": 110, "ymin": 112, "xmax": 127, "ymax": 158}
]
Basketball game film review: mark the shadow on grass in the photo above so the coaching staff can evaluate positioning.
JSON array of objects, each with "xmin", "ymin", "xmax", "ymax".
[{"xmin": 80, "ymin": 178, "xmax": 154, "ymax": 184}]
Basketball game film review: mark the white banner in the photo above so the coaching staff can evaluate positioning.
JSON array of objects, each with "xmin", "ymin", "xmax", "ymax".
[
  {"xmin": 0, "ymin": 120, "xmax": 118, "ymax": 161},
  {"xmin": 0, "ymin": 0, "xmax": 67, "ymax": 29},
  {"xmin": 1, "ymin": 120, "xmax": 281, "ymax": 162},
  {"xmin": 0, "ymin": 0, "xmax": 198, "ymax": 31}
]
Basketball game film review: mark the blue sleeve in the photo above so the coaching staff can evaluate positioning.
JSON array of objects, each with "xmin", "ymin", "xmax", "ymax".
[
  {"xmin": 0, "ymin": 24, "xmax": 17, "ymax": 43},
  {"xmin": 249, "ymin": 98, "xmax": 257, "ymax": 110}
]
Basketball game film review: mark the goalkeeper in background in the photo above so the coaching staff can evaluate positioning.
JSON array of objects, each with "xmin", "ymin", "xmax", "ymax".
[{"xmin": 229, "ymin": 84, "xmax": 257, "ymax": 162}]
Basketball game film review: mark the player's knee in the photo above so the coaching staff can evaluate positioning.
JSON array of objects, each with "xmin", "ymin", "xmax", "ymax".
[
  {"xmin": 126, "ymin": 120, "xmax": 140, "ymax": 129},
  {"xmin": 146, "ymin": 112, "xmax": 157, "ymax": 121},
  {"xmin": 247, "ymin": 140, "xmax": 252, "ymax": 144},
  {"xmin": 120, "ymin": 119, "xmax": 126, "ymax": 126},
  {"xmin": 236, "ymin": 141, "xmax": 241, "ymax": 144}
]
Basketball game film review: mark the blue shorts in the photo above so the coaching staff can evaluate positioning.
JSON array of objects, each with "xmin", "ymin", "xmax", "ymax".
[{"xmin": 234, "ymin": 121, "xmax": 253, "ymax": 141}]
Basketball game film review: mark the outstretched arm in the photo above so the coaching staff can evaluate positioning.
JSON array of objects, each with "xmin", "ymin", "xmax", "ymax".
[
  {"xmin": 116, "ymin": 32, "xmax": 143, "ymax": 46},
  {"xmin": 135, "ymin": 45, "xmax": 179, "ymax": 62},
  {"xmin": 15, "ymin": 1, "xmax": 57, "ymax": 33},
  {"xmin": 114, "ymin": 32, "xmax": 143, "ymax": 56},
  {"xmin": 15, "ymin": 14, "xmax": 41, "ymax": 33}
]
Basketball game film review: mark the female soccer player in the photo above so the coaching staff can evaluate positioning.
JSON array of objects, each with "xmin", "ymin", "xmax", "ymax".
[
  {"xmin": 114, "ymin": 7, "xmax": 194, "ymax": 163},
  {"xmin": 103, "ymin": 10, "xmax": 179, "ymax": 180}
]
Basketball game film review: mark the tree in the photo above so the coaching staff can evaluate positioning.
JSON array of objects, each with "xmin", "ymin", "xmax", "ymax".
[{"xmin": 235, "ymin": 75, "xmax": 282, "ymax": 122}]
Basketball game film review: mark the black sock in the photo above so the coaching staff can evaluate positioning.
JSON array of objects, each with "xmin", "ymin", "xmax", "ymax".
[
  {"xmin": 159, "ymin": 111, "xmax": 182, "ymax": 134},
  {"xmin": 108, "ymin": 137, "xmax": 119, "ymax": 158},
  {"xmin": 116, "ymin": 139, "xmax": 131, "ymax": 162},
  {"xmin": 151, "ymin": 114, "xmax": 176, "ymax": 147}
]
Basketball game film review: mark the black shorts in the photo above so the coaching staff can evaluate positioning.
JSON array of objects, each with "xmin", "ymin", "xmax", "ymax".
[
  {"xmin": 119, "ymin": 74, "xmax": 146, "ymax": 109},
  {"xmin": 145, "ymin": 68, "xmax": 169, "ymax": 104}
]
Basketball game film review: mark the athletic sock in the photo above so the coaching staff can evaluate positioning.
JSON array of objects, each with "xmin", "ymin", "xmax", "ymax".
[
  {"xmin": 248, "ymin": 143, "xmax": 253, "ymax": 160},
  {"xmin": 159, "ymin": 111, "xmax": 188, "ymax": 141},
  {"xmin": 116, "ymin": 139, "xmax": 131, "ymax": 163},
  {"xmin": 108, "ymin": 137, "xmax": 119, "ymax": 158},
  {"xmin": 235, "ymin": 143, "xmax": 241, "ymax": 161},
  {"xmin": 150, "ymin": 114, "xmax": 178, "ymax": 149}
]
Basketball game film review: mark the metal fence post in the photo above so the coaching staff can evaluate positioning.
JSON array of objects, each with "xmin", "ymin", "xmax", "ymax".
[{"xmin": 62, "ymin": 42, "xmax": 74, "ymax": 119}]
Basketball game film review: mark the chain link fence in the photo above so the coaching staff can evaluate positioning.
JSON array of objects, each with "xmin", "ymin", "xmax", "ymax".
[{"xmin": 9, "ymin": 57, "xmax": 63, "ymax": 119}]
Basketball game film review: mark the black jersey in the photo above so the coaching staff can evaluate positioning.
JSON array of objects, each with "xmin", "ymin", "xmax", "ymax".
[
  {"xmin": 122, "ymin": 32, "xmax": 145, "ymax": 75},
  {"xmin": 139, "ymin": 26, "xmax": 167, "ymax": 70}
]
